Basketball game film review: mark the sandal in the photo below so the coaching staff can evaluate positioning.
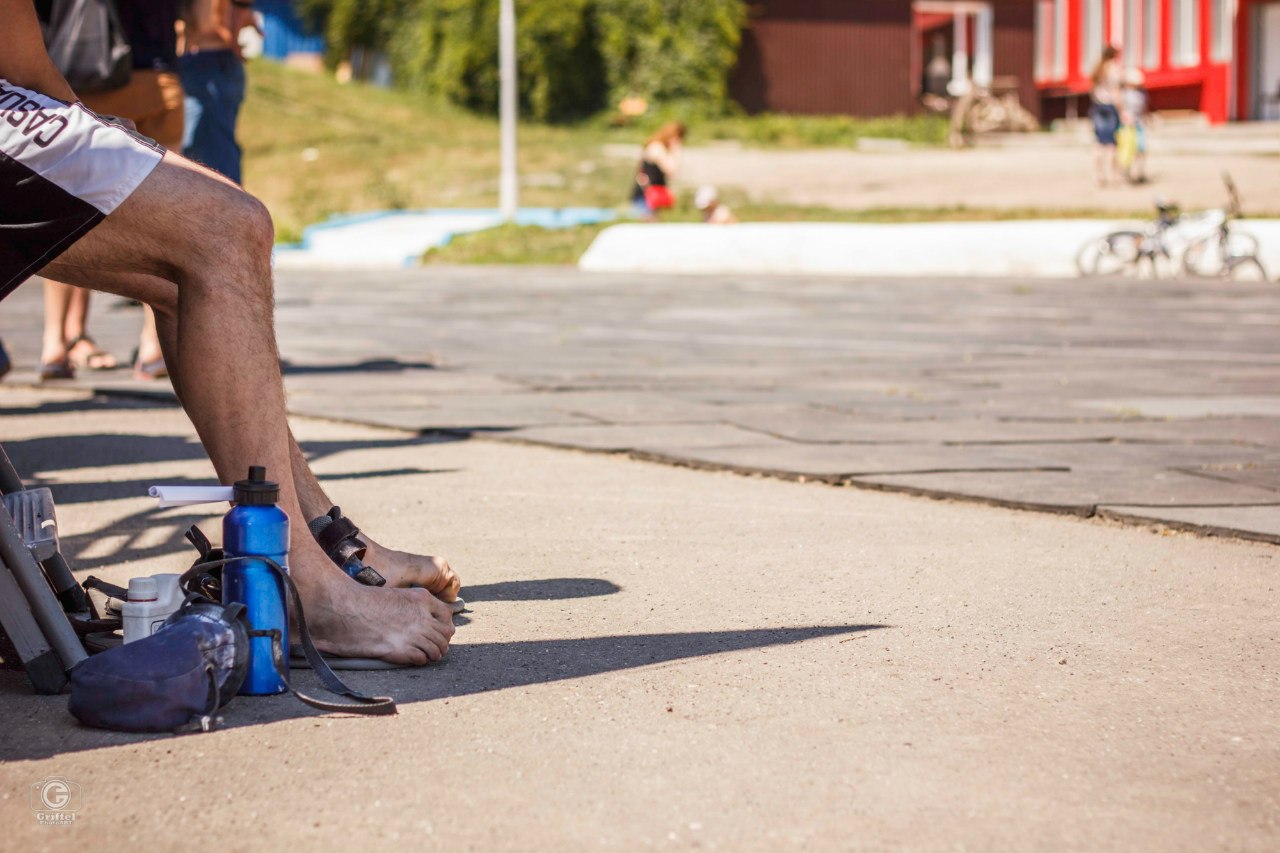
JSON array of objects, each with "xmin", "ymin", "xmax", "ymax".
[
  {"xmin": 133, "ymin": 356, "xmax": 169, "ymax": 381},
  {"xmin": 309, "ymin": 506, "xmax": 467, "ymax": 612},
  {"xmin": 39, "ymin": 360, "xmax": 75, "ymax": 382},
  {"xmin": 66, "ymin": 335, "xmax": 117, "ymax": 371},
  {"xmin": 307, "ymin": 507, "xmax": 387, "ymax": 587}
]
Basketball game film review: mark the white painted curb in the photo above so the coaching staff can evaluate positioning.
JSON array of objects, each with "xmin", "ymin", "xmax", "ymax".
[{"xmin": 579, "ymin": 220, "xmax": 1280, "ymax": 278}]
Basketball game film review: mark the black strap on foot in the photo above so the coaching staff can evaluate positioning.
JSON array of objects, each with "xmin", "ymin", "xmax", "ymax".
[{"xmin": 307, "ymin": 507, "xmax": 386, "ymax": 587}]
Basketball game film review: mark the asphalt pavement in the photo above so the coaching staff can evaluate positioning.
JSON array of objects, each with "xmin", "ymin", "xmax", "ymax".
[
  {"xmin": 2, "ymin": 268, "xmax": 1276, "ymax": 542},
  {"xmin": 0, "ymin": 388, "xmax": 1275, "ymax": 852}
]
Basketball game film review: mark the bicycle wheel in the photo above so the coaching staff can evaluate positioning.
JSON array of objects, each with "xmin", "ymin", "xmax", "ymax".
[
  {"xmin": 1077, "ymin": 230, "xmax": 1143, "ymax": 277},
  {"xmin": 1182, "ymin": 235, "xmax": 1222, "ymax": 277},
  {"xmin": 1184, "ymin": 229, "xmax": 1262, "ymax": 277},
  {"xmin": 1226, "ymin": 256, "xmax": 1269, "ymax": 282}
]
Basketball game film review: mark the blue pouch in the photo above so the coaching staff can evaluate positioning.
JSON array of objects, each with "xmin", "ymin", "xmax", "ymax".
[
  {"xmin": 68, "ymin": 602, "xmax": 249, "ymax": 733},
  {"xmin": 67, "ymin": 545, "xmax": 396, "ymax": 734}
]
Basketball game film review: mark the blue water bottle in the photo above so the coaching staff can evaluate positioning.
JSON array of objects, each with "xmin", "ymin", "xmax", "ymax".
[{"xmin": 222, "ymin": 466, "xmax": 290, "ymax": 695}]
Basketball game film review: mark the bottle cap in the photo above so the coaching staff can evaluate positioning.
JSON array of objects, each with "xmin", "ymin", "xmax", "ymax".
[
  {"xmin": 127, "ymin": 576, "xmax": 158, "ymax": 602},
  {"xmin": 232, "ymin": 465, "xmax": 280, "ymax": 506}
]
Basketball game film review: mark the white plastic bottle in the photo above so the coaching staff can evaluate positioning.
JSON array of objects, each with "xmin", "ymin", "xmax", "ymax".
[{"xmin": 122, "ymin": 573, "xmax": 184, "ymax": 643}]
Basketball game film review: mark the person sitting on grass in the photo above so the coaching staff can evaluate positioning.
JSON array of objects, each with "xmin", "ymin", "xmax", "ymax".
[
  {"xmin": 694, "ymin": 186, "xmax": 738, "ymax": 225},
  {"xmin": 2, "ymin": 0, "xmax": 457, "ymax": 665}
]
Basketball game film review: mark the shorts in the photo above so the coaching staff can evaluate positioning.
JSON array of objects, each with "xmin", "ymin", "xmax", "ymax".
[
  {"xmin": 81, "ymin": 70, "xmax": 185, "ymax": 151},
  {"xmin": 0, "ymin": 79, "xmax": 165, "ymax": 302},
  {"xmin": 1090, "ymin": 103, "xmax": 1120, "ymax": 146}
]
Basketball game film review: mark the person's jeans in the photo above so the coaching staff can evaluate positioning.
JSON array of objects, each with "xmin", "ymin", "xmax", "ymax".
[{"xmin": 180, "ymin": 50, "xmax": 246, "ymax": 184}]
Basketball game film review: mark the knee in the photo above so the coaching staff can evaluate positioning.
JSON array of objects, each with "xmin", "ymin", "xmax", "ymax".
[
  {"xmin": 228, "ymin": 193, "xmax": 275, "ymax": 260},
  {"xmin": 183, "ymin": 191, "xmax": 275, "ymax": 298}
]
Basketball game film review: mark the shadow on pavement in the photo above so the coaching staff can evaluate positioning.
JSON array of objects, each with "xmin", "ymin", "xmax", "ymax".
[
  {"xmin": 0, "ymin": 432, "xmax": 461, "ymax": 569},
  {"xmin": 4, "ymin": 433, "xmax": 467, "ymax": 479},
  {"xmin": 0, "ymin": 624, "xmax": 883, "ymax": 760},
  {"xmin": 462, "ymin": 578, "xmax": 623, "ymax": 602},
  {"xmin": 280, "ymin": 358, "xmax": 436, "ymax": 376},
  {"xmin": 0, "ymin": 395, "xmax": 169, "ymax": 418}
]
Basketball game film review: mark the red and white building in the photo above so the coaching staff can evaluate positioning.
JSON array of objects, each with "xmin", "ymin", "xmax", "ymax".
[
  {"xmin": 729, "ymin": 1, "xmax": 1277, "ymax": 124},
  {"xmin": 1032, "ymin": 0, "xmax": 1280, "ymax": 122}
]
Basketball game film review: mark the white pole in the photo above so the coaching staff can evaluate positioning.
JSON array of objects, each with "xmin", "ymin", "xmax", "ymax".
[
  {"xmin": 951, "ymin": 11, "xmax": 970, "ymax": 95},
  {"xmin": 499, "ymin": 0, "xmax": 518, "ymax": 222},
  {"xmin": 974, "ymin": 5, "xmax": 994, "ymax": 87}
]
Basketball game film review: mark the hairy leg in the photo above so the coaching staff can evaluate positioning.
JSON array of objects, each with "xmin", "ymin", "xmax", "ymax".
[
  {"xmin": 39, "ymin": 152, "xmax": 454, "ymax": 663},
  {"xmin": 105, "ymin": 270, "xmax": 459, "ymax": 601}
]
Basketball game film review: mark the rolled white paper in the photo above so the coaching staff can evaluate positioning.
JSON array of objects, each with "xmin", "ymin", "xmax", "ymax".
[{"xmin": 148, "ymin": 485, "xmax": 235, "ymax": 508}]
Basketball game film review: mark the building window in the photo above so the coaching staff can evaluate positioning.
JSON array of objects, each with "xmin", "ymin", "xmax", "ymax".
[
  {"xmin": 1081, "ymin": 0, "xmax": 1105, "ymax": 75},
  {"xmin": 1211, "ymin": 0, "xmax": 1233, "ymax": 62},
  {"xmin": 1171, "ymin": 0, "xmax": 1201, "ymax": 66},
  {"xmin": 1143, "ymin": 0, "xmax": 1161, "ymax": 67}
]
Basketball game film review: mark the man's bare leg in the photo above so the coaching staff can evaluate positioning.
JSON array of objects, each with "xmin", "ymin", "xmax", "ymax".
[
  {"xmin": 138, "ymin": 283, "xmax": 460, "ymax": 601},
  {"xmin": 39, "ymin": 152, "xmax": 454, "ymax": 664}
]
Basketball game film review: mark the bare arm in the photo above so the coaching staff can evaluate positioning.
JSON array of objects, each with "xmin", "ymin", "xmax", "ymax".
[{"xmin": 0, "ymin": 0, "xmax": 78, "ymax": 101}]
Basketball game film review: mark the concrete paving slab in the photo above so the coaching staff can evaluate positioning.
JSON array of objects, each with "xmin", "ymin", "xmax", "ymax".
[
  {"xmin": 1098, "ymin": 504, "xmax": 1280, "ymax": 541},
  {"xmin": 1075, "ymin": 396, "xmax": 1280, "ymax": 419},
  {"xmin": 0, "ymin": 269, "xmax": 1276, "ymax": 542},
  {"xmin": 510, "ymin": 423, "xmax": 783, "ymax": 453},
  {"xmin": 0, "ymin": 398, "xmax": 1277, "ymax": 851},
  {"xmin": 854, "ymin": 468, "xmax": 1280, "ymax": 529}
]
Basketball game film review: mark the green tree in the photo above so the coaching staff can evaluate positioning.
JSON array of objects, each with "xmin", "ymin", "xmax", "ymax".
[
  {"xmin": 298, "ymin": 0, "xmax": 745, "ymax": 122},
  {"xmin": 595, "ymin": 0, "xmax": 745, "ymax": 109}
]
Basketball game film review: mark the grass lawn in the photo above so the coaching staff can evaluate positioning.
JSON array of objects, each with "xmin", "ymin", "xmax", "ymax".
[
  {"xmin": 240, "ymin": 61, "xmax": 1140, "ymax": 264},
  {"xmin": 423, "ymin": 202, "xmax": 1161, "ymax": 265},
  {"xmin": 241, "ymin": 61, "xmax": 958, "ymax": 244}
]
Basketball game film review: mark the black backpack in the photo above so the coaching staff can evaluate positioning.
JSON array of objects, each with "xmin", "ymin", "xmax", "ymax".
[{"xmin": 43, "ymin": 0, "xmax": 132, "ymax": 94}]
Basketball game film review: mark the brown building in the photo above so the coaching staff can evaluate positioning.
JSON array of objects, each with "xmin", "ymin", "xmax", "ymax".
[{"xmin": 731, "ymin": 0, "xmax": 1039, "ymax": 119}]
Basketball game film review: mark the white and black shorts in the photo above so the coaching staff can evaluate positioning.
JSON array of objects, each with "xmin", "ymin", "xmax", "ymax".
[{"xmin": 0, "ymin": 79, "xmax": 164, "ymax": 301}]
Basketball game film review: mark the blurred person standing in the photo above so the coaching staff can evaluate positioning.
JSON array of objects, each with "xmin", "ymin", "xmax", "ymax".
[
  {"xmin": 1120, "ymin": 68, "xmax": 1149, "ymax": 185},
  {"xmin": 180, "ymin": 0, "xmax": 257, "ymax": 185},
  {"xmin": 1089, "ymin": 45, "xmax": 1123, "ymax": 188},
  {"xmin": 631, "ymin": 121, "xmax": 686, "ymax": 221},
  {"xmin": 39, "ymin": 0, "xmax": 183, "ymax": 381}
]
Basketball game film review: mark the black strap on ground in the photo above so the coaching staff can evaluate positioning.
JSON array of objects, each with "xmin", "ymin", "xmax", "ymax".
[
  {"xmin": 177, "ymin": 557, "xmax": 397, "ymax": 717},
  {"xmin": 81, "ymin": 575, "xmax": 128, "ymax": 601}
]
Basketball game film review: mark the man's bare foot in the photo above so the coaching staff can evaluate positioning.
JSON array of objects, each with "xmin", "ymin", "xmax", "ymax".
[
  {"xmin": 301, "ymin": 572, "xmax": 455, "ymax": 665},
  {"xmin": 363, "ymin": 539, "xmax": 462, "ymax": 602}
]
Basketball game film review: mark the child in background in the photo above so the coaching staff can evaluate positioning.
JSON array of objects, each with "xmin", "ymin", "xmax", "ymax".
[
  {"xmin": 1120, "ymin": 68, "xmax": 1149, "ymax": 185},
  {"xmin": 695, "ymin": 186, "xmax": 738, "ymax": 224}
]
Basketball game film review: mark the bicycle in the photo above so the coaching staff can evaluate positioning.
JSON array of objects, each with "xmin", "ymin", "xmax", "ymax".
[
  {"xmin": 1180, "ymin": 174, "xmax": 1268, "ymax": 281},
  {"xmin": 1074, "ymin": 201, "xmax": 1179, "ymax": 278},
  {"xmin": 1076, "ymin": 174, "xmax": 1269, "ymax": 281}
]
